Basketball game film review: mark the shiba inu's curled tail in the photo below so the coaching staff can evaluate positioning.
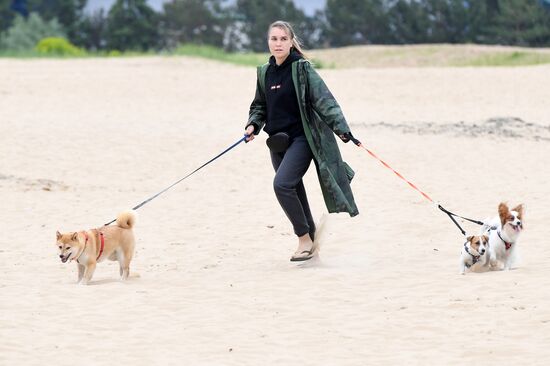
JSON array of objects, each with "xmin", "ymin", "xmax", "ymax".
[{"xmin": 116, "ymin": 210, "xmax": 136, "ymax": 229}]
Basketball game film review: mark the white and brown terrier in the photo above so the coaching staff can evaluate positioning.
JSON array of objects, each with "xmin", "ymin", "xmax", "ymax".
[{"xmin": 459, "ymin": 234, "xmax": 490, "ymax": 274}]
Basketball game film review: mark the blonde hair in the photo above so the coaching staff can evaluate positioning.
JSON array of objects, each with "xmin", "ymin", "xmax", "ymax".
[{"xmin": 268, "ymin": 20, "xmax": 308, "ymax": 60}]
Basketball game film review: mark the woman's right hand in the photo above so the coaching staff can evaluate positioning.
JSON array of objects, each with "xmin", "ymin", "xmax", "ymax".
[{"xmin": 245, "ymin": 125, "xmax": 255, "ymax": 142}]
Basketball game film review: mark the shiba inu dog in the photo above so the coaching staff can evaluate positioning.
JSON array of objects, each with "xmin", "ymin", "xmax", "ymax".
[{"xmin": 55, "ymin": 211, "xmax": 136, "ymax": 285}]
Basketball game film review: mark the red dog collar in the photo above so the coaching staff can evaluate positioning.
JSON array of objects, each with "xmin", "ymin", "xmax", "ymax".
[
  {"xmin": 497, "ymin": 231, "xmax": 513, "ymax": 250},
  {"xmin": 97, "ymin": 232, "xmax": 105, "ymax": 260},
  {"xmin": 79, "ymin": 230, "xmax": 105, "ymax": 260}
]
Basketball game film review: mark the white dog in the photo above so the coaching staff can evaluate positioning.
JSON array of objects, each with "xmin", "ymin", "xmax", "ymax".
[
  {"xmin": 485, "ymin": 202, "xmax": 524, "ymax": 271},
  {"xmin": 459, "ymin": 235, "xmax": 489, "ymax": 274}
]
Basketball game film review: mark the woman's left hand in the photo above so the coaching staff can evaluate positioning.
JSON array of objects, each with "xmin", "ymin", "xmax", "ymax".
[
  {"xmin": 245, "ymin": 125, "xmax": 255, "ymax": 142},
  {"xmin": 339, "ymin": 132, "xmax": 360, "ymax": 145}
]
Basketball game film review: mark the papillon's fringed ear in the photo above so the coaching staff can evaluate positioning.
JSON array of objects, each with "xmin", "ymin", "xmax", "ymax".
[
  {"xmin": 512, "ymin": 204, "xmax": 524, "ymax": 217},
  {"xmin": 466, "ymin": 235, "xmax": 474, "ymax": 242},
  {"xmin": 498, "ymin": 202, "xmax": 509, "ymax": 225}
]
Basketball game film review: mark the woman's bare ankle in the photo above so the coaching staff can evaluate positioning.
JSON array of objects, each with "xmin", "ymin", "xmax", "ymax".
[{"xmin": 297, "ymin": 233, "xmax": 313, "ymax": 251}]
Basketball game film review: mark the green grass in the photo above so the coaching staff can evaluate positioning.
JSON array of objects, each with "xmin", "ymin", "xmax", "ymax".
[
  {"xmin": 173, "ymin": 44, "xmax": 268, "ymax": 67},
  {"xmin": 2, "ymin": 44, "xmax": 550, "ymax": 68},
  {"xmin": 172, "ymin": 44, "xmax": 328, "ymax": 68},
  {"xmin": 0, "ymin": 49, "xmax": 155, "ymax": 58},
  {"xmin": 310, "ymin": 44, "xmax": 550, "ymax": 68},
  {"xmin": 455, "ymin": 50, "xmax": 550, "ymax": 66},
  {"xmin": 0, "ymin": 49, "xmax": 45, "ymax": 57}
]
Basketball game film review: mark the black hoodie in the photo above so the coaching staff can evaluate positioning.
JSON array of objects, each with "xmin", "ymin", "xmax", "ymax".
[{"xmin": 264, "ymin": 50, "xmax": 304, "ymax": 138}]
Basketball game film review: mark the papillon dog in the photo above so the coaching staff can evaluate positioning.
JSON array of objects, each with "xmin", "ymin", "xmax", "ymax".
[
  {"xmin": 459, "ymin": 235, "xmax": 490, "ymax": 274},
  {"xmin": 486, "ymin": 202, "xmax": 524, "ymax": 271}
]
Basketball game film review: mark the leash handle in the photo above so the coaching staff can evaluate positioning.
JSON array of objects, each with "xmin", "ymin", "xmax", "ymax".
[{"xmin": 350, "ymin": 135, "xmax": 362, "ymax": 146}]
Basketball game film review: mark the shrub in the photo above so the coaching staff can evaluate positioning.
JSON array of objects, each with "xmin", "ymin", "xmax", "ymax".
[
  {"xmin": 108, "ymin": 50, "xmax": 122, "ymax": 57},
  {"xmin": 35, "ymin": 37, "xmax": 85, "ymax": 56},
  {"xmin": 0, "ymin": 13, "xmax": 65, "ymax": 51}
]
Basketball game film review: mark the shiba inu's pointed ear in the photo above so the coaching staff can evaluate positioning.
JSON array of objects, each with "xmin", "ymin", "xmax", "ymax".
[
  {"xmin": 56, "ymin": 231, "xmax": 62, "ymax": 240},
  {"xmin": 71, "ymin": 232, "xmax": 78, "ymax": 241}
]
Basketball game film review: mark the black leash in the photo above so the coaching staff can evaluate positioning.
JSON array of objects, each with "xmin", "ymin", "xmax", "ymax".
[
  {"xmin": 104, "ymin": 135, "xmax": 247, "ymax": 226},
  {"xmin": 437, "ymin": 204, "xmax": 485, "ymax": 236},
  {"xmin": 346, "ymin": 132, "xmax": 486, "ymax": 236}
]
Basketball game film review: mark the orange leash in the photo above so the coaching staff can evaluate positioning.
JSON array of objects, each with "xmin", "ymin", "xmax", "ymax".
[
  {"xmin": 343, "ymin": 133, "xmax": 485, "ymax": 236},
  {"xmin": 357, "ymin": 143, "xmax": 434, "ymax": 203}
]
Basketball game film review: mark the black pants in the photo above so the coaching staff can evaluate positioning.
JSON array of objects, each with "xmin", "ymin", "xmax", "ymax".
[{"xmin": 270, "ymin": 135, "xmax": 316, "ymax": 239}]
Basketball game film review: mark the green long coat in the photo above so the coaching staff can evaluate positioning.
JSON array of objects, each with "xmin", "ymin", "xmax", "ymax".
[{"xmin": 247, "ymin": 58, "xmax": 359, "ymax": 217}]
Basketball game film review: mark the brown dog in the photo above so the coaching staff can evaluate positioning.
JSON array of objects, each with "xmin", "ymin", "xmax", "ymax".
[{"xmin": 56, "ymin": 211, "xmax": 136, "ymax": 285}]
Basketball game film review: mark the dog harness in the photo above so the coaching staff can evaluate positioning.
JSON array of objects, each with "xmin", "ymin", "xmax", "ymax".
[
  {"xmin": 497, "ymin": 231, "xmax": 513, "ymax": 250},
  {"xmin": 463, "ymin": 243, "xmax": 480, "ymax": 268},
  {"xmin": 78, "ymin": 230, "xmax": 105, "ymax": 262}
]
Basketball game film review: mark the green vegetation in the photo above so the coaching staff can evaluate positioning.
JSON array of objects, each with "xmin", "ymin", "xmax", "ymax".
[
  {"xmin": 35, "ymin": 37, "xmax": 85, "ymax": 56},
  {"xmin": 173, "ymin": 44, "xmax": 268, "ymax": 67},
  {"xmin": 309, "ymin": 44, "xmax": 550, "ymax": 68},
  {"xmin": 3, "ymin": 0, "xmax": 550, "ymax": 55},
  {"xmin": 2, "ymin": 43, "xmax": 550, "ymax": 68},
  {"xmin": 0, "ymin": 13, "xmax": 65, "ymax": 51},
  {"xmin": 456, "ymin": 51, "xmax": 550, "ymax": 67}
]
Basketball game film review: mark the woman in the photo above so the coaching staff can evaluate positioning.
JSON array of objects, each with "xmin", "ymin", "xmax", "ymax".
[{"xmin": 245, "ymin": 21, "xmax": 358, "ymax": 262}]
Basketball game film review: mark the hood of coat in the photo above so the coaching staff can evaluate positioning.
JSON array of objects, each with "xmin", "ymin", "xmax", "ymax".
[{"xmin": 268, "ymin": 49, "xmax": 303, "ymax": 68}]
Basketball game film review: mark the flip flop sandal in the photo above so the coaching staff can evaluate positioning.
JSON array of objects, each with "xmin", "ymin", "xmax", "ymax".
[{"xmin": 290, "ymin": 249, "xmax": 314, "ymax": 262}]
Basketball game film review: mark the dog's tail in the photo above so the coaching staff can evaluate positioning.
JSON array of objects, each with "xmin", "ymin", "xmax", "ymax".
[{"xmin": 116, "ymin": 210, "xmax": 136, "ymax": 229}]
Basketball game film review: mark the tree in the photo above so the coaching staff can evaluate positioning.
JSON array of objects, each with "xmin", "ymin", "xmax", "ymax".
[
  {"xmin": 1, "ymin": 0, "xmax": 15, "ymax": 33},
  {"xmin": 0, "ymin": 12, "xmax": 65, "ymax": 50},
  {"xmin": 421, "ymin": 0, "xmax": 488, "ymax": 43},
  {"xmin": 27, "ymin": 0, "xmax": 87, "ymax": 44},
  {"xmin": 324, "ymin": 0, "xmax": 390, "ymax": 46},
  {"xmin": 104, "ymin": 0, "xmax": 159, "ymax": 51},
  {"xmin": 159, "ymin": 0, "xmax": 227, "ymax": 49},
  {"xmin": 384, "ymin": 0, "xmax": 490, "ymax": 44},
  {"xmin": 484, "ymin": 0, "xmax": 550, "ymax": 46},
  {"xmin": 387, "ymin": 0, "xmax": 432, "ymax": 43},
  {"xmin": 10, "ymin": 0, "xmax": 28, "ymax": 17},
  {"xmin": 229, "ymin": 0, "xmax": 312, "ymax": 52},
  {"xmin": 78, "ymin": 9, "xmax": 107, "ymax": 50}
]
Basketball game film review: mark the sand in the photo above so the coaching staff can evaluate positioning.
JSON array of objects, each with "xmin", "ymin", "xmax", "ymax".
[{"xmin": 1, "ymin": 56, "xmax": 549, "ymax": 365}]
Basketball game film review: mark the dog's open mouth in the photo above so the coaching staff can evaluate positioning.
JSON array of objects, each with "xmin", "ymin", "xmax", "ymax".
[
  {"xmin": 61, "ymin": 254, "xmax": 71, "ymax": 263},
  {"xmin": 511, "ymin": 223, "xmax": 522, "ymax": 232}
]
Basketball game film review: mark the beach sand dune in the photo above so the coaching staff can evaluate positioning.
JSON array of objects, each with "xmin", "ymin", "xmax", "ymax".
[{"xmin": 1, "ymin": 57, "xmax": 549, "ymax": 365}]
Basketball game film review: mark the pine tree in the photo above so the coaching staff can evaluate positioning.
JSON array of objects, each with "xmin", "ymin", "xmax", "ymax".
[
  {"xmin": 229, "ymin": 0, "xmax": 310, "ymax": 52},
  {"xmin": 324, "ymin": 0, "xmax": 390, "ymax": 46},
  {"xmin": 485, "ymin": 0, "xmax": 550, "ymax": 46},
  {"xmin": 104, "ymin": 0, "xmax": 159, "ymax": 51},
  {"xmin": 159, "ymin": 0, "xmax": 226, "ymax": 49},
  {"xmin": 27, "ymin": 0, "xmax": 87, "ymax": 44}
]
